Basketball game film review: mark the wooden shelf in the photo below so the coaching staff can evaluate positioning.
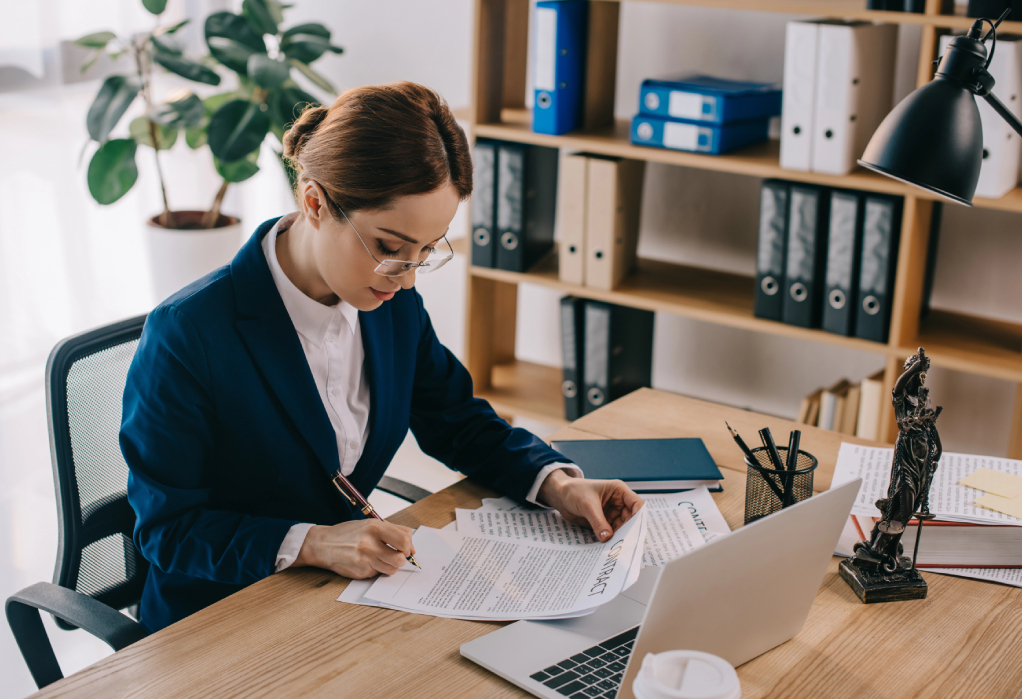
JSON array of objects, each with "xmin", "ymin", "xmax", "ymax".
[
  {"xmin": 474, "ymin": 111, "xmax": 1022, "ymax": 214},
  {"xmin": 471, "ymin": 249, "xmax": 890, "ymax": 354},
  {"xmin": 477, "ymin": 360, "xmax": 568, "ymax": 427},
  {"xmin": 901, "ymin": 310, "xmax": 1022, "ymax": 382}
]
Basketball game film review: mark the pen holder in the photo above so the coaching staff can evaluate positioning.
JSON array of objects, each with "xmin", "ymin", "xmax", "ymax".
[{"xmin": 743, "ymin": 447, "xmax": 818, "ymax": 525}]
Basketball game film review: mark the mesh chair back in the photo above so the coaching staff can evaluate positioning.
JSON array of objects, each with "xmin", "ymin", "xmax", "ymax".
[{"xmin": 46, "ymin": 315, "xmax": 149, "ymax": 629}]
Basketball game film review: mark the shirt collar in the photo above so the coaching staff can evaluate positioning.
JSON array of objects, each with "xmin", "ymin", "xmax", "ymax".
[{"xmin": 262, "ymin": 217, "xmax": 358, "ymax": 346}]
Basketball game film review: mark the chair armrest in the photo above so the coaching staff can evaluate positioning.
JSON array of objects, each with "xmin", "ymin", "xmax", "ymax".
[
  {"xmin": 376, "ymin": 476, "xmax": 432, "ymax": 504},
  {"xmin": 6, "ymin": 582, "xmax": 148, "ymax": 689}
]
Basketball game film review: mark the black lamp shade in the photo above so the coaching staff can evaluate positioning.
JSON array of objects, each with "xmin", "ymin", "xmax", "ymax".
[{"xmin": 858, "ymin": 78, "xmax": 984, "ymax": 206}]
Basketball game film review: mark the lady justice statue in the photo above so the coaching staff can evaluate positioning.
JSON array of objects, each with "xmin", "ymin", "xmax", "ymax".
[{"xmin": 839, "ymin": 348, "xmax": 943, "ymax": 603}]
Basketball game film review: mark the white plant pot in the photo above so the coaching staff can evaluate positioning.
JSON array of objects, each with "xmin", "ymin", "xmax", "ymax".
[{"xmin": 145, "ymin": 211, "xmax": 244, "ymax": 302}]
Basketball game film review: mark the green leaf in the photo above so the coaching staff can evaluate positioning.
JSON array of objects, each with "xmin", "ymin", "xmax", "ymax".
[
  {"xmin": 161, "ymin": 19, "xmax": 190, "ymax": 34},
  {"xmin": 86, "ymin": 75, "xmax": 141, "ymax": 142},
  {"xmin": 142, "ymin": 0, "xmax": 167, "ymax": 14},
  {"xmin": 281, "ymin": 34, "xmax": 342, "ymax": 64},
  {"xmin": 207, "ymin": 99, "xmax": 270, "ymax": 162},
  {"xmin": 87, "ymin": 139, "xmax": 138, "ymax": 205},
  {"xmin": 185, "ymin": 127, "xmax": 207, "ymax": 149},
  {"xmin": 74, "ymin": 31, "xmax": 117, "ymax": 49},
  {"xmin": 152, "ymin": 50, "xmax": 222, "ymax": 85},
  {"xmin": 205, "ymin": 12, "xmax": 266, "ymax": 74},
  {"xmin": 215, "ymin": 150, "xmax": 261, "ymax": 183},
  {"xmin": 281, "ymin": 22, "xmax": 330, "ymax": 40},
  {"xmin": 288, "ymin": 58, "xmax": 335, "ymax": 93},
  {"xmin": 267, "ymin": 82, "xmax": 319, "ymax": 132},
  {"xmin": 129, "ymin": 116, "xmax": 178, "ymax": 150},
  {"xmin": 242, "ymin": 0, "xmax": 284, "ymax": 36},
  {"xmin": 203, "ymin": 91, "xmax": 237, "ymax": 116},
  {"xmin": 153, "ymin": 93, "xmax": 205, "ymax": 129},
  {"xmin": 80, "ymin": 50, "xmax": 103, "ymax": 75},
  {"xmin": 150, "ymin": 33, "xmax": 183, "ymax": 56},
  {"xmin": 247, "ymin": 54, "xmax": 290, "ymax": 89}
]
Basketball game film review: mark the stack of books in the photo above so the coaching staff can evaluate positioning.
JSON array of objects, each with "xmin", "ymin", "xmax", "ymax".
[{"xmin": 797, "ymin": 369, "xmax": 884, "ymax": 441}]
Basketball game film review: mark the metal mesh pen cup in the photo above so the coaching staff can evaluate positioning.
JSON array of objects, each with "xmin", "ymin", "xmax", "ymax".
[{"xmin": 744, "ymin": 446, "xmax": 818, "ymax": 525}]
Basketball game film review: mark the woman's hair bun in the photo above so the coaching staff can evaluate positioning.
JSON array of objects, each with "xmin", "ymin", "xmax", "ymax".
[{"xmin": 282, "ymin": 105, "xmax": 329, "ymax": 160}]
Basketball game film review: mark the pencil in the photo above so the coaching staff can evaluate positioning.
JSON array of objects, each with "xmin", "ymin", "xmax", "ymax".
[
  {"xmin": 758, "ymin": 427, "xmax": 786, "ymax": 472},
  {"xmin": 330, "ymin": 470, "xmax": 421, "ymax": 569}
]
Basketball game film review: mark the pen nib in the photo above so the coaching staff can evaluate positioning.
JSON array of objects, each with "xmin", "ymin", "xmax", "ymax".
[{"xmin": 408, "ymin": 554, "xmax": 422, "ymax": 570}]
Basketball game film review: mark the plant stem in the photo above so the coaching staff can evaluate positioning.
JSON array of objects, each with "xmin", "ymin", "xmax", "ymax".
[
  {"xmin": 203, "ymin": 179, "xmax": 230, "ymax": 229},
  {"xmin": 135, "ymin": 36, "xmax": 174, "ymax": 229}
]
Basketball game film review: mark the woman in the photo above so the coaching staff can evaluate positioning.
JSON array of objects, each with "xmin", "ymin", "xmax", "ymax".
[{"xmin": 121, "ymin": 81, "xmax": 643, "ymax": 633}]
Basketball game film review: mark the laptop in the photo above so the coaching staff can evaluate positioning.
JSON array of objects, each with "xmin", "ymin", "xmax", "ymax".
[{"xmin": 461, "ymin": 478, "xmax": 861, "ymax": 699}]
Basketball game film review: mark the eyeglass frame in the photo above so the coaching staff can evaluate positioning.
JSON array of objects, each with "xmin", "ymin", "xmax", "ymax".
[{"xmin": 314, "ymin": 182, "xmax": 455, "ymax": 277}]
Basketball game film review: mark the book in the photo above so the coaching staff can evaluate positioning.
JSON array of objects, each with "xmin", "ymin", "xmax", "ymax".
[
  {"xmin": 839, "ymin": 382, "xmax": 860, "ymax": 436},
  {"xmin": 850, "ymin": 515, "xmax": 1022, "ymax": 568},
  {"xmin": 819, "ymin": 378, "xmax": 850, "ymax": 431},
  {"xmin": 856, "ymin": 369, "xmax": 885, "ymax": 441},
  {"xmin": 549, "ymin": 438, "xmax": 724, "ymax": 492},
  {"xmin": 797, "ymin": 387, "xmax": 822, "ymax": 425}
]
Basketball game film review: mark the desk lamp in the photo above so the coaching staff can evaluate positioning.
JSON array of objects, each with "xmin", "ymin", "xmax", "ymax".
[{"xmin": 858, "ymin": 10, "xmax": 1022, "ymax": 205}]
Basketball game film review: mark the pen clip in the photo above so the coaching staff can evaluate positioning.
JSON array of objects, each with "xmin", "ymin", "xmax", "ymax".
[{"xmin": 331, "ymin": 472, "xmax": 358, "ymax": 507}]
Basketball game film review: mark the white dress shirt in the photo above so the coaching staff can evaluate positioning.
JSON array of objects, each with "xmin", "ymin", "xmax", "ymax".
[{"xmin": 262, "ymin": 219, "xmax": 580, "ymax": 572}]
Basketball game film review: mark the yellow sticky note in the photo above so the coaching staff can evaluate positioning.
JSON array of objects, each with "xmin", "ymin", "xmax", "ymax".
[
  {"xmin": 959, "ymin": 468, "xmax": 1022, "ymax": 499},
  {"xmin": 974, "ymin": 493, "xmax": 1022, "ymax": 520}
]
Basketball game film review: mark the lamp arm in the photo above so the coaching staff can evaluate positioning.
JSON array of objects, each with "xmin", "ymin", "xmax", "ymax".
[{"xmin": 983, "ymin": 92, "xmax": 1022, "ymax": 137}]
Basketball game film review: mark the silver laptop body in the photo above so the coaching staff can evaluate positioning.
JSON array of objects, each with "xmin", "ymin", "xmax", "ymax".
[{"xmin": 461, "ymin": 479, "xmax": 861, "ymax": 699}]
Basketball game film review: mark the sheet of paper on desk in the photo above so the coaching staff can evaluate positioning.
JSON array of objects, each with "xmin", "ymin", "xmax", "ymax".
[
  {"xmin": 831, "ymin": 443, "xmax": 1022, "ymax": 525},
  {"xmin": 359, "ymin": 507, "xmax": 647, "ymax": 620},
  {"xmin": 925, "ymin": 566, "xmax": 1022, "ymax": 588}
]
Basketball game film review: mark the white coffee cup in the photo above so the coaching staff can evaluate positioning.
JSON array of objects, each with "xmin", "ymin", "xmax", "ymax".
[{"xmin": 632, "ymin": 650, "xmax": 741, "ymax": 699}]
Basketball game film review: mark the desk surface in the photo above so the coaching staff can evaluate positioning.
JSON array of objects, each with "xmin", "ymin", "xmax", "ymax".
[{"xmin": 32, "ymin": 389, "xmax": 1022, "ymax": 699}]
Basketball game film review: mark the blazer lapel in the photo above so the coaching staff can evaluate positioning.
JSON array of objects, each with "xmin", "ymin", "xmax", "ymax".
[
  {"xmin": 351, "ymin": 303, "xmax": 393, "ymax": 491},
  {"xmin": 231, "ymin": 218, "xmax": 340, "ymax": 479}
]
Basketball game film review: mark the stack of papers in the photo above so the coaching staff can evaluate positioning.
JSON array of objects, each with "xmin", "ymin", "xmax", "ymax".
[
  {"xmin": 832, "ymin": 443, "xmax": 1022, "ymax": 588},
  {"xmin": 338, "ymin": 487, "xmax": 730, "ymax": 621}
]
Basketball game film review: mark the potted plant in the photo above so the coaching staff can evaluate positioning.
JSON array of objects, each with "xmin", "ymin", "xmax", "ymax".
[{"xmin": 77, "ymin": 0, "xmax": 342, "ymax": 299}]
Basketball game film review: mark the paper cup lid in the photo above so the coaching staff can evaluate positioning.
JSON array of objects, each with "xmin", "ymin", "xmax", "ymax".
[{"xmin": 632, "ymin": 651, "xmax": 741, "ymax": 699}]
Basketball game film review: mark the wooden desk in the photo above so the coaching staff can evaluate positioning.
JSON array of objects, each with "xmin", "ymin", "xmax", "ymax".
[{"xmin": 33, "ymin": 389, "xmax": 1022, "ymax": 699}]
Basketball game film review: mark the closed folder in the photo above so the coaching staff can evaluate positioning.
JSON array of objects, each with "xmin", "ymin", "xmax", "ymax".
[
  {"xmin": 559, "ymin": 296, "xmax": 586, "ymax": 421},
  {"xmin": 637, "ymin": 74, "xmax": 782, "ymax": 124},
  {"xmin": 822, "ymin": 190, "xmax": 864, "ymax": 337},
  {"xmin": 780, "ymin": 19, "xmax": 824, "ymax": 171},
  {"xmin": 782, "ymin": 184, "xmax": 830, "ymax": 328},
  {"xmin": 855, "ymin": 195, "xmax": 902, "ymax": 343},
  {"xmin": 585, "ymin": 156, "xmax": 645, "ymax": 290},
  {"xmin": 558, "ymin": 153, "xmax": 588, "ymax": 285},
  {"xmin": 533, "ymin": 0, "xmax": 588, "ymax": 135},
  {"xmin": 940, "ymin": 34, "xmax": 1022, "ymax": 198},
  {"xmin": 582, "ymin": 301, "xmax": 654, "ymax": 415},
  {"xmin": 470, "ymin": 139, "xmax": 497, "ymax": 268},
  {"xmin": 630, "ymin": 114, "xmax": 770, "ymax": 154},
  {"xmin": 811, "ymin": 21, "xmax": 897, "ymax": 176},
  {"xmin": 496, "ymin": 142, "xmax": 559, "ymax": 272},
  {"xmin": 754, "ymin": 179, "xmax": 789, "ymax": 321}
]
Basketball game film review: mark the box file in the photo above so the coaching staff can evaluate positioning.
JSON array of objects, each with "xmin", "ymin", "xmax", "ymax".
[
  {"xmin": 584, "ymin": 156, "xmax": 645, "ymax": 290},
  {"xmin": 754, "ymin": 179, "xmax": 790, "ymax": 322},
  {"xmin": 470, "ymin": 139, "xmax": 498, "ymax": 268},
  {"xmin": 782, "ymin": 184, "xmax": 830, "ymax": 328},
  {"xmin": 495, "ymin": 142, "xmax": 559, "ymax": 272},
  {"xmin": 557, "ymin": 153, "xmax": 588, "ymax": 285},
  {"xmin": 630, "ymin": 114, "xmax": 770, "ymax": 154},
  {"xmin": 637, "ymin": 74, "xmax": 782, "ymax": 124},
  {"xmin": 855, "ymin": 195, "xmax": 902, "ymax": 343},
  {"xmin": 559, "ymin": 296, "xmax": 586, "ymax": 421},
  {"xmin": 822, "ymin": 190, "xmax": 864, "ymax": 336},
  {"xmin": 780, "ymin": 19, "xmax": 825, "ymax": 171},
  {"xmin": 582, "ymin": 302, "xmax": 654, "ymax": 415},
  {"xmin": 533, "ymin": 0, "xmax": 588, "ymax": 135}
]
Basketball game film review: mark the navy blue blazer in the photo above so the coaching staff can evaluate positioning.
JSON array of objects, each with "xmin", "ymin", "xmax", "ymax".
[{"xmin": 121, "ymin": 216, "xmax": 566, "ymax": 632}]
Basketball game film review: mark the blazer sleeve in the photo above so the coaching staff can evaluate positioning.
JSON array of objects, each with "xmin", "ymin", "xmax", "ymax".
[
  {"xmin": 407, "ymin": 290, "xmax": 568, "ymax": 502},
  {"xmin": 120, "ymin": 304, "xmax": 298, "ymax": 585}
]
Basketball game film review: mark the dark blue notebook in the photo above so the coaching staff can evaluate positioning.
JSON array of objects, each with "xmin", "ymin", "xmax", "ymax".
[{"xmin": 550, "ymin": 438, "xmax": 723, "ymax": 492}]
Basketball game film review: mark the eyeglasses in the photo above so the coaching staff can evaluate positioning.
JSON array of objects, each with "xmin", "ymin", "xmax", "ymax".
[{"xmin": 317, "ymin": 184, "xmax": 455, "ymax": 278}]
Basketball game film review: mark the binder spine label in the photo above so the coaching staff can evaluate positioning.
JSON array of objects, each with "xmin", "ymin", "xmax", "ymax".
[
  {"xmin": 668, "ymin": 92, "xmax": 712, "ymax": 120},
  {"xmin": 534, "ymin": 7, "xmax": 557, "ymax": 92},
  {"xmin": 663, "ymin": 121, "xmax": 701, "ymax": 150}
]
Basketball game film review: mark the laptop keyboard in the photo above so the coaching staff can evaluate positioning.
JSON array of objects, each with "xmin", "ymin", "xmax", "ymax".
[{"xmin": 527, "ymin": 626, "xmax": 638, "ymax": 698}]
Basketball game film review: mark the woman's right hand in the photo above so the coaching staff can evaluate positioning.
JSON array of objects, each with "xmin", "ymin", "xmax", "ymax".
[{"xmin": 294, "ymin": 519, "xmax": 416, "ymax": 578}]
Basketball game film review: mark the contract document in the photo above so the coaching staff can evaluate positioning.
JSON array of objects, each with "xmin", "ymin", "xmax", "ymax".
[{"xmin": 354, "ymin": 506, "xmax": 647, "ymax": 621}]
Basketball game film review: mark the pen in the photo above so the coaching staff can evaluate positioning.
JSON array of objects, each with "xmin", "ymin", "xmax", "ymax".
[
  {"xmin": 725, "ymin": 421, "xmax": 758, "ymax": 463},
  {"xmin": 785, "ymin": 430, "xmax": 801, "ymax": 472},
  {"xmin": 758, "ymin": 427, "xmax": 786, "ymax": 472},
  {"xmin": 330, "ymin": 470, "xmax": 421, "ymax": 569}
]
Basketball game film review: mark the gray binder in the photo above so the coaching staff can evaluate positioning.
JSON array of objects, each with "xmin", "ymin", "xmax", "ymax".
[
  {"xmin": 471, "ymin": 140, "xmax": 497, "ymax": 268},
  {"xmin": 754, "ymin": 179, "xmax": 789, "ymax": 321},
  {"xmin": 822, "ymin": 190, "xmax": 863, "ymax": 336}
]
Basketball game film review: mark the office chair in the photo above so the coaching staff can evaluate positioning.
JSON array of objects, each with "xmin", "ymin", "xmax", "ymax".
[{"xmin": 6, "ymin": 315, "xmax": 432, "ymax": 690}]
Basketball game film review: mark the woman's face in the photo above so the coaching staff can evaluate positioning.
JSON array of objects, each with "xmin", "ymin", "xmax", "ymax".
[{"xmin": 304, "ymin": 181, "xmax": 460, "ymax": 311}]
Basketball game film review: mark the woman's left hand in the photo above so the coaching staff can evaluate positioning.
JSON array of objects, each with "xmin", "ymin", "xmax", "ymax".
[{"xmin": 537, "ymin": 469, "xmax": 645, "ymax": 542}]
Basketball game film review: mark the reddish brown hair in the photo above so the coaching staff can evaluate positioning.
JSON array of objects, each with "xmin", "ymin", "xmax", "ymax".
[{"xmin": 282, "ymin": 81, "xmax": 472, "ymax": 213}]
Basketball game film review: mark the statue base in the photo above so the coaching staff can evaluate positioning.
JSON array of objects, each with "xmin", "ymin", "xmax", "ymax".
[{"xmin": 838, "ymin": 559, "xmax": 928, "ymax": 604}]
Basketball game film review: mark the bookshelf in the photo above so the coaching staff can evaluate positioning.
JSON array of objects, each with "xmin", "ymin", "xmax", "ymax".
[{"xmin": 464, "ymin": 0, "xmax": 1022, "ymax": 457}]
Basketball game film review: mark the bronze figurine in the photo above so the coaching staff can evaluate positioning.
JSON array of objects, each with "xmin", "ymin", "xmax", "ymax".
[{"xmin": 839, "ymin": 348, "xmax": 943, "ymax": 603}]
